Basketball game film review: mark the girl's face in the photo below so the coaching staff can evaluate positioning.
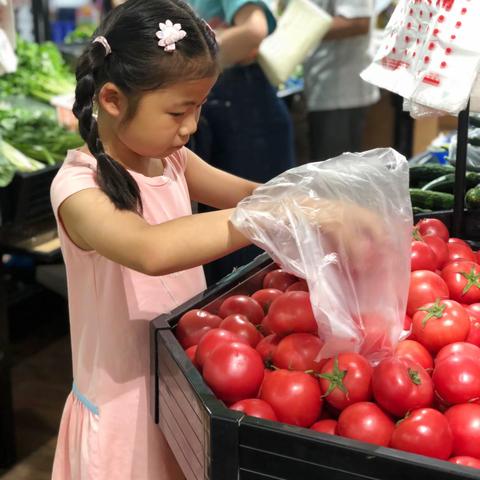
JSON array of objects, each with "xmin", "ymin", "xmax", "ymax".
[{"xmin": 117, "ymin": 75, "xmax": 217, "ymax": 159}]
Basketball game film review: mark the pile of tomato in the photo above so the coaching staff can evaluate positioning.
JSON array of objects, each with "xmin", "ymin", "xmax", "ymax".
[{"xmin": 175, "ymin": 217, "xmax": 480, "ymax": 470}]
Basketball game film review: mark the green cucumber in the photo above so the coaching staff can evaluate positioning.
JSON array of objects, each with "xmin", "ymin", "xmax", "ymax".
[
  {"xmin": 466, "ymin": 186, "xmax": 480, "ymax": 209},
  {"xmin": 410, "ymin": 188, "xmax": 454, "ymax": 211},
  {"xmin": 409, "ymin": 164, "xmax": 455, "ymax": 187},
  {"xmin": 421, "ymin": 171, "xmax": 480, "ymax": 194}
]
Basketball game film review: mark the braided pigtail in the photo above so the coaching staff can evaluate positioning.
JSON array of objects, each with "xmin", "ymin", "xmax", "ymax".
[{"xmin": 73, "ymin": 40, "xmax": 142, "ymax": 213}]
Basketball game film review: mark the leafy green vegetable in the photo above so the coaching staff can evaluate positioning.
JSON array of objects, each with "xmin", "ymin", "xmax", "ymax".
[
  {"xmin": 64, "ymin": 23, "xmax": 97, "ymax": 44},
  {"xmin": 0, "ymin": 105, "xmax": 83, "ymax": 166},
  {"xmin": 0, "ymin": 37, "xmax": 75, "ymax": 103}
]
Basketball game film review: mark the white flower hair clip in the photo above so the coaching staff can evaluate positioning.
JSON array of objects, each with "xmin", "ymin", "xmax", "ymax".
[{"xmin": 156, "ymin": 20, "xmax": 187, "ymax": 52}]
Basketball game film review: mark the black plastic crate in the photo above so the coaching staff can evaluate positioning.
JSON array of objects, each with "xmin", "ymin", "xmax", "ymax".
[
  {"xmin": 150, "ymin": 225, "xmax": 480, "ymax": 480},
  {"xmin": 0, "ymin": 165, "xmax": 59, "ymax": 227}
]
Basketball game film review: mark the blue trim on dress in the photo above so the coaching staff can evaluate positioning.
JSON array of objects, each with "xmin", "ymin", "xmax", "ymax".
[{"xmin": 72, "ymin": 382, "xmax": 99, "ymax": 415}]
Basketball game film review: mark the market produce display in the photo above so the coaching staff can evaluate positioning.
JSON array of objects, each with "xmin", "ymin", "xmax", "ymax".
[
  {"xmin": 173, "ymin": 217, "xmax": 480, "ymax": 470},
  {"xmin": 0, "ymin": 37, "xmax": 75, "ymax": 103}
]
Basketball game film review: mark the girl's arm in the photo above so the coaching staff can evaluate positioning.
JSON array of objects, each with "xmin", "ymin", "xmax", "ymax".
[
  {"xmin": 59, "ymin": 190, "xmax": 251, "ymax": 277},
  {"xmin": 215, "ymin": 3, "xmax": 269, "ymax": 67},
  {"xmin": 184, "ymin": 148, "xmax": 260, "ymax": 209}
]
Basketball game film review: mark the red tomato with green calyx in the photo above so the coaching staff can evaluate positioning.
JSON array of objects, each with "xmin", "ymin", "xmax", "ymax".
[
  {"xmin": 407, "ymin": 270, "xmax": 449, "ymax": 317},
  {"xmin": 390, "ymin": 408, "xmax": 453, "ymax": 460},
  {"xmin": 372, "ymin": 356, "xmax": 433, "ymax": 417},
  {"xmin": 441, "ymin": 261, "xmax": 480, "ymax": 304},
  {"xmin": 412, "ymin": 299, "xmax": 470, "ymax": 353},
  {"xmin": 395, "ymin": 339, "xmax": 434, "ymax": 372},
  {"xmin": 318, "ymin": 353, "xmax": 373, "ymax": 411}
]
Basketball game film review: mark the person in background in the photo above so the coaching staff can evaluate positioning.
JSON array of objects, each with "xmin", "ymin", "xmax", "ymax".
[
  {"xmin": 187, "ymin": 0, "xmax": 296, "ymax": 284},
  {"xmin": 303, "ymin": 0, "xmax": 380, "ymax": 161}
]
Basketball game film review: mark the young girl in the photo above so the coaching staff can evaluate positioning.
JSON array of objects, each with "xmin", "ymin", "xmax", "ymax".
[
  {"xmin": 50, "ymin": 0, "xmax": 257, "ymax": 478},
  {"xmin": 50, "ymin": 0, "xmax": 382, "ymax": 478}
]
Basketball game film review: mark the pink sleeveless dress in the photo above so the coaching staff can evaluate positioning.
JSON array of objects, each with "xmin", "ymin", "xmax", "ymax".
[{"xmin": 50, "ymin": 148, "xmax": 205, "ymax": 479}]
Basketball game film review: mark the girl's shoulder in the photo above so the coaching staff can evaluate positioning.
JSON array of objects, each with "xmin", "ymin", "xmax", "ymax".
[{"xmin": 50, "ymin": 149, "xmax": 99, "ymax": 218}]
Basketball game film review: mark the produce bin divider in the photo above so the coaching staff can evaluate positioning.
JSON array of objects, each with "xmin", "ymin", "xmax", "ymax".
[{"xmin": 452, "ymin": 101, "xmax": 470, "ymax": 237}]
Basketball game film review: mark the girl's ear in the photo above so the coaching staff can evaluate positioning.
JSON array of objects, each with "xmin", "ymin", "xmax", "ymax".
[{"xmin": 97, "ymin": 82, "xmax": 128, "ymax": 118}]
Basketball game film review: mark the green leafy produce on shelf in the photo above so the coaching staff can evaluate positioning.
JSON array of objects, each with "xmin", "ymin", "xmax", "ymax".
[
  {"xmin": 0, "ymin": 138, "xmax": 44, "ymax": 187},
  {"xmin": 0, "ymin": 105, "xmax": 82, "ymax": 166},
  {"xmin": 64, "ymin": 23, "xmax": 97, "ymax": 44},
  {"xmin": 0, "ymin": 37, "xmax": 75, "ymax": 103}
]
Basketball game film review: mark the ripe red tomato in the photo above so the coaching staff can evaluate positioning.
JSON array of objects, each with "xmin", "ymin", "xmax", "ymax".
[
  {"xmin": 336, "ymin": 402, "xmax": 394, "ymax": 447},
  {"xmin": 372, "ymin": 357, "xmax": 433, "ymax": 417},
  {"xmin": 447, "ymin": 241, "xmax": 476, "ymax": 263},
  {"xmin": 416, "ymin": 218, "xmax": 449, "ymax": 242},
  {"xmin": 441, "ymin": 261, "xmax": 480, "ymax": 304},
  {"xmin": 394, "ymin": 339, "xmax": 434, "ymax": 372},
  {"xmin": 407, "ymin": 270, "xmax": 449, "ymax": 317},
  {"xmin": 467, "ymin": 315, "xmax": 480, "ymax": 347},
  {"xmin": 435, "ymin": 342, "xmax": 480, "ymax": 364},
  {"xmin": 229, "ymin": 398, "xmax": 277, "ymax": 421},
  {"xmin": 465, "ymin": 303, "xmax": 480, "ymax": 319},
  {"xmin": 258, "ymin": 315, "xmax": 273, "ymax": 336},
  {"xmin": 185, "ymin": 345, "xmax": 198, "ymax": 366},
  {"xmin": 251, "ymin": 288, "xmax": 283, "ymax": 314},
  {"xmin": 433, "ymin": 354, "xmax": 480, "ymax": 404},
  {"xmin": 195, "ymin": 328, "xmax": 246, "ymax": 370},
  {"xmin": 318, "ymin": 353, "xmax": 373, "ymax": 411},
  {"xmin": 218, "ymin": 295, "xmax": 264, "ymax": 325},
  {"xmin": 445, "ymin": 403, "xmax": 480, "ymax": 458},
  {"xmin": 272, "ymin": 333, "xmax": 325, "ymax": 372},
  {"xmin": 255, "ymin": 334, "xmax": 281, "ymax": 364},
  {"xmin": 448, "ymin": 237, "xmax": 471, "ymax": 248},
  {"xmin": 262, "ymin": 269, "xmax": 298, "ymax": 291},
  {"xmin": 286, "ymin": 280, "xmax": 309, "ymax": 292},
  {"xmin": 390, "ymin": 408, "xmax": 453, "ymax": 460},
  {"xmin": 176, "ymin": 309, "xmax": 223, "ymax": 349},
  {"xmin": 449, "ymin": 456, "xmax": 480, "ymax": 469},
  {"xmin": 423, "ymin": 234, "xmax": 449, "ymax": 270},
  {"xmin": 411, "ymin": 240, "xmax": 437, "ymax": 271},
  {"xmin": 220, "ymin": 314, "xmax": 262, "ymax": 348},
  {"xmin": 202, "ymin": 342, "xmax": 264, "ymax": 404},
  {"xmin": 259, "ymin": 369, "xmax": 323, "ymax": 427},
  {"xmin": 310, "ymin": 419, "xmax": 337, "ymax": 435},
  {"xmin": 268, "ymin": 291, "xmax": 318, "ymax": 335},
  {"xmin": 411, "ymin": 299, "xmax": 470, "ymax": 353}
]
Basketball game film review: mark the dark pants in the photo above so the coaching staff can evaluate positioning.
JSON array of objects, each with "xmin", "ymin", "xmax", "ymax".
[
  {"xmin": 308, "ymin": 107, "xmax": 368, "ymax": 162},
  {"xmin": 190, "ymin": 64, "xmax": 295, "ymax": 285}
]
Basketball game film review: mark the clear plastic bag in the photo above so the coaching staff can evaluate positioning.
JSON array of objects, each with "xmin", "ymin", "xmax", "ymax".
[{"xmin": 231, "ymin": 148, "xmax": 413, "ymax": 362}]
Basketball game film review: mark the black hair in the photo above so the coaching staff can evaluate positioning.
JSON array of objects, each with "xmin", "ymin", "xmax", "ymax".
[{"xmin": 73, "ymin": 0, "xmax": 218, "ymax": 213}]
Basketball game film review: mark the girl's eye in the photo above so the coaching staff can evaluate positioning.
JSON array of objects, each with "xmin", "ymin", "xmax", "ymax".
[{"xmin": 169, "ymin": 112, "xmax": 186, "ymax": 117}]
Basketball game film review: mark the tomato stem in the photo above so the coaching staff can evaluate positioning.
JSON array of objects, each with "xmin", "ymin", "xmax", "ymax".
[
  {"xmin": 460, "ymin": 267, "xmax": 480, "ymax": 295},
  {"xmin": 418, "ymin": 298, "xmax": 446, "ymax": 327},
  {"xmin": 317, "ymin": 356, "xmax": 349, "ymax": 398}
]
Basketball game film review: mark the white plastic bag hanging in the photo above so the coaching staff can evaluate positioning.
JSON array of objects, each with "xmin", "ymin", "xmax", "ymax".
[
  {"xmin": 361, "ymin": 0, "xmax": 480, "ymax": 117},
  {"xmin": 231, "ymin": 148, "xmax": 412, "ymax": 362}
]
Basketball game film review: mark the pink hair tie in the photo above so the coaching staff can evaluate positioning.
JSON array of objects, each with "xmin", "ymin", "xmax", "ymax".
[
  {"xmin": 92, "ymin": 36, "xmax": 112, "ymax": 56},
  {"xmin": 156, "ymin": 20, "xmax": 187, "ymax": 52}
]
